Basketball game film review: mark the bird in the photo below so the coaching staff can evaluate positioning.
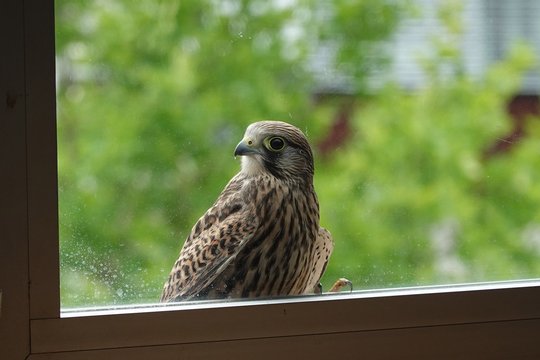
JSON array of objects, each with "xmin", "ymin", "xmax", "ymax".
[{"xmin": 160, "ymin": 120, "xmax": 349, "ymax": 302}]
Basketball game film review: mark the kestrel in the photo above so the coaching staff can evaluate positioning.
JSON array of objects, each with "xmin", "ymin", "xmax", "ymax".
[{"xmin": 161, "ymin": 121, "xmax": 349, "ymax": 302}]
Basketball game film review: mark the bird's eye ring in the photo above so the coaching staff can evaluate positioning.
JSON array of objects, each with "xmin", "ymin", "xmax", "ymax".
[{"xmin": 265, "ymin": 136, "xmax": 286, "ymax": 152}]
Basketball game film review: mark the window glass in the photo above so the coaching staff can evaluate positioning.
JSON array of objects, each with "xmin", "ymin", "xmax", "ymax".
[{"xmin": 56, "ymin": 0, "xmax": 540, "ymax": 308}]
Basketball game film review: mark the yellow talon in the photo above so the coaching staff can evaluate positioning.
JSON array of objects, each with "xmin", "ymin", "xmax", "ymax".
[{"xmin": 329, "ymin": 278, "xmax": 353, "ymax": 293}]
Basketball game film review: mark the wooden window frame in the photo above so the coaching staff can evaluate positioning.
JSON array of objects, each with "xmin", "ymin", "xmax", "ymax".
[{"xmin": 1, "ymin": 1, "xmax": 540, "ymax": 358}]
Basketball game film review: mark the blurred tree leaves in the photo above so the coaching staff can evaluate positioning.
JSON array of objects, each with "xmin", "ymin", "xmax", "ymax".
[
  {"xmin": 317, "ymin": 18, "xmax": 540, "ymax": 288},
  {"xmin": 56, "ymin": 0, "xmax": 540, "ymax": 307}
]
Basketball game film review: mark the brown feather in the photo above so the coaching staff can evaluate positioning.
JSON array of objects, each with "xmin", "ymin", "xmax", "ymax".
[{"xmin": 160, "ymin": 121, "xmax": 333, "ymax": 302}]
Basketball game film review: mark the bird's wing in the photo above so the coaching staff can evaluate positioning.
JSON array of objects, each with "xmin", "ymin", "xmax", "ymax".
[
  {"xmin": 161, "ymin": 188, "xmax": 259, "ymax": 302},
  {"xmin": 303, "ymin": 227, "xmax": 334, "ymax": 294}
]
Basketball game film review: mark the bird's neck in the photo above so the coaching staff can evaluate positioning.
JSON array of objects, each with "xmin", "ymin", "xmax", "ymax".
[
  {"xmin": 239, "ymin": 156, "xmax": 313, "ymax": 187},
  {"xmin": 239, "ymin": 156, "xmax": 266, "ymax": 177}
]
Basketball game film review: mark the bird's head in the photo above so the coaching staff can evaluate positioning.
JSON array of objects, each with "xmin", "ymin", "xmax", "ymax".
[{"xmin": 234, "ymin": 121, "xmax": 314, "ymax": 182}]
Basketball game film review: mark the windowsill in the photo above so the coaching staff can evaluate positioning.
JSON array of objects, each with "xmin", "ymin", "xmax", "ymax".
[
  {"xmin": 30, "ymin": 280, "xmax": 540, "ymax": 355},
  {"xmin": 60, "ymin": 278, "xmax": 540, "ymax": 318}
]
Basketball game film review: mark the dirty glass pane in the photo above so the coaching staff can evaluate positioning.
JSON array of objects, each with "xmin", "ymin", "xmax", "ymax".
[{"xmin": 56, "ymin": 0, "xmax": 540, "ymax": 308}]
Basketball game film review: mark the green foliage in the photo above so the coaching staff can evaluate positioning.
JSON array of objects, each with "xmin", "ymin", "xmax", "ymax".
[
  {"xmin": 56, "ymin": 0, "xmax": 405, "ymax": 306},
  {"xmin": 318, "ymin": 30, "xmax": 540, "ymax": 289},
  {"xmin": 56, "ymin": 0, "xmax": 540, "ymax": 307}
]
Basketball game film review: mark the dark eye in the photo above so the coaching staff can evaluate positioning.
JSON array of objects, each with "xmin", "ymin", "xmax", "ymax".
[{"xmin": 267, "ymin": 137, "xmax": 285, "ymax": 151}]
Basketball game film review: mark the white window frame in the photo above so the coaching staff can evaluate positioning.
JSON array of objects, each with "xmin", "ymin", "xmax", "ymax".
[{"xmin": 1, "ymin": 1, "xmax": 540, "ymax": 358}]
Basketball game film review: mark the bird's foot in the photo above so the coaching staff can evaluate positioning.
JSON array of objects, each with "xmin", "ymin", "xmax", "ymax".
[{"xmin": 329, "ymin": 278, "xmax": 353, "ymax": 293}]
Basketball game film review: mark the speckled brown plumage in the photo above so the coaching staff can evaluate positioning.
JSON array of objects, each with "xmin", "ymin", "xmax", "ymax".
[{"xmin": 161, "ymin": 121, "xmax": 334, "ymax": 302}]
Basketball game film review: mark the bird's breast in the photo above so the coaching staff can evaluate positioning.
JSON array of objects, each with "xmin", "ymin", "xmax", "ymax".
[{"xmin": 223, "ymin": 178, "xmax": 320, "ymax": 297}]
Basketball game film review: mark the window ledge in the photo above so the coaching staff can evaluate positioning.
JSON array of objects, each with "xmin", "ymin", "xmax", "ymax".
[{"xmin": 31, "ymin": 280, "xmax": 540, "ymax": 355}]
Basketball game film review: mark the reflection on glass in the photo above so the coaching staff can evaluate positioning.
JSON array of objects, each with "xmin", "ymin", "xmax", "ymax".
[{"xmin": 56, "ymin": 0, "xmax": 540, "ymax": 308}]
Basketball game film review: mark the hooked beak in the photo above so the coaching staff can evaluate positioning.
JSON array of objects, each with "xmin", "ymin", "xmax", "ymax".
[{"xmin": 234, "ymin": 139, "xmax": 259, "ymax": 157}]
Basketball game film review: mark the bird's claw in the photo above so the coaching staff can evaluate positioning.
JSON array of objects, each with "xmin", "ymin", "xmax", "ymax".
[{"xmin": 329, "ymin": 278, "xmax": 353, "ymax": 293}]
